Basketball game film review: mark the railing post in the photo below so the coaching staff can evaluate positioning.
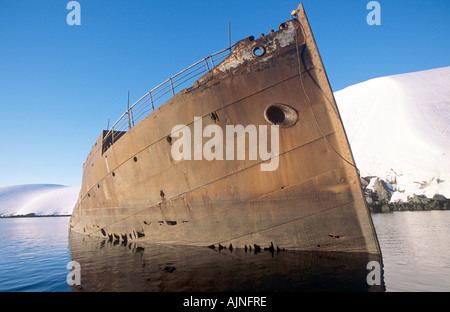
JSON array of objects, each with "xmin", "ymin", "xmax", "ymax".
[
  {"xmin": 149, "ymin": 91, "xmax": 154, "ymax": 110},
  {"xmin": 169, "ymin": 78, "xmax": 175, "ymax": 96},
  {"xmin": 127, "ymin": 111, "xmax": 132, "ymax": 130},
  {"xmin": 130, "ymin": 108, "xmax": 135, "ymax": 127},
  {"xmin": 127, "ymin": 91, "xmax": 132, "ymax": 130},
  {"xmin": 204, "ymin": 58, "xmax": 210, "ymax": 71}
]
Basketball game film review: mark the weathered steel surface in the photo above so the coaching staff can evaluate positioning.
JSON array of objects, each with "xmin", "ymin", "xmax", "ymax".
[{"xmin": 70, "ymin": 4, "xmax": 381, "ymax": 258}]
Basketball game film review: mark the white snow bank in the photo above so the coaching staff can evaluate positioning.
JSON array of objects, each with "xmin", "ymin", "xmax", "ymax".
[
  {"xmin": 0, "ymin": 184, "xmax": 80, "ymax": 217},
  {"xmin": 335, "ymin": 66, "xmax": 450, "ymax": 201}
]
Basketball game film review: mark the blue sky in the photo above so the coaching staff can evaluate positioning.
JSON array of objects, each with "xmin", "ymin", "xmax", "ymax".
[{"xmin": 0, "ymin": 0, "xmax": 449, "ymax": 187}]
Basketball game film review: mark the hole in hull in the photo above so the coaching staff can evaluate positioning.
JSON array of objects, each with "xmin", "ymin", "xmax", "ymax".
[
  {"xmin": 252, "ymin": 46, "xmax": 265, "ymax": 57},
  {"xmin": 264, "ymin": 103, "xmax": 298, "ymax": 128}
]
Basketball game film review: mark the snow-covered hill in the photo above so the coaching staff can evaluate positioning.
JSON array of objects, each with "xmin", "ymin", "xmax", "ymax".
[
  {"xmin": 0, "ymin": 184, "xmax": 80, "ymax": 217},
  {"xmin": 335, "ymin": 66, "xmax": 450, "ymax": 202}
]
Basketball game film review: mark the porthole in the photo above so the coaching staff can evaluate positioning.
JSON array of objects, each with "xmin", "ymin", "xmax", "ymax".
[
  {"xmin": 133, "ymin": 156, "xmax": 138, "ymax": 162},
  {"xmin": 266, "ymin": 106, "xmax": 285, "ymax": 124},
  {"xmin": 264, "ymin": 103, "xmax": 298, "ymax": 128},
  {"xmin": 112, "ymin": 172, "xmax": 116, "ymax": 177},
  {"xmin": 252, "ymin": 46, "xmax": 265, "ymax": 57}
]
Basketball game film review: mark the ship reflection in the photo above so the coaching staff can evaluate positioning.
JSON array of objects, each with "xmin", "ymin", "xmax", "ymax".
[{"xmin": 68, "ymin": 231, "xmax": 384, "ymax": 292}]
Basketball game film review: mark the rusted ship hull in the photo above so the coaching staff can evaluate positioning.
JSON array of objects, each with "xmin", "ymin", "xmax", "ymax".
[{"xmin": 70, "ymin": 4, "xmax": 381, "ymax": 257}]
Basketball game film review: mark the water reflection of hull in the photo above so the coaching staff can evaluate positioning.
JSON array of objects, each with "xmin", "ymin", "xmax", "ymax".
[{"xmin": 69, "ymin": 231, "xmax": 384, "ymax": 292}]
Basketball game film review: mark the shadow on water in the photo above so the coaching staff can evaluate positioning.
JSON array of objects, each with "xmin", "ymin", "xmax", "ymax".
[{"xmin": 68, "ymin": 231, "xmax": 384, "ymax": 292}]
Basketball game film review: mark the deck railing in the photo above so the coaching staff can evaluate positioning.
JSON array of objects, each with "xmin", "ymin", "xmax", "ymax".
[{"xmin": 102, "ymin": 45, "xmax": 235, "ymax": 153}]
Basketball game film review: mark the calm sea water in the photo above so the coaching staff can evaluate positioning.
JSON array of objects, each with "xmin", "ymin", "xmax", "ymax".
[
  {"xmin": 0, "ymin": 211, "xmax": 449, "ymax": 292},
  {"xmin": 371, "ymin": 211, "xmax": 450, "ymax": 292},
  {"xmin": 0, "ymin": 217, "xmax": 71, "ymax": 292}
]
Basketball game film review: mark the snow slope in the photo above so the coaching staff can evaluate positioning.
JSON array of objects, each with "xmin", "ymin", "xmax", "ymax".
[
  {"xmin": 0, "ymin": 184, "xmax": 80, "ymax": 217},
  {"xmin": 335, "ymin": 66, "xmax": 450, "ymax": 201}
]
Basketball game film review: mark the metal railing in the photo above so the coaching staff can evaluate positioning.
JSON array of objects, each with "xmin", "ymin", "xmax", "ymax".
[{"xmin": 102, "ymin": 45, "xmax": 235, "ymax": 153}]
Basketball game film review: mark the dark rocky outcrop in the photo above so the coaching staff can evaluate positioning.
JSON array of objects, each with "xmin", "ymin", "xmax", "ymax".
[{"xmin": 360, "ymin": 177, "xmax": 450, "ymax": 213}]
